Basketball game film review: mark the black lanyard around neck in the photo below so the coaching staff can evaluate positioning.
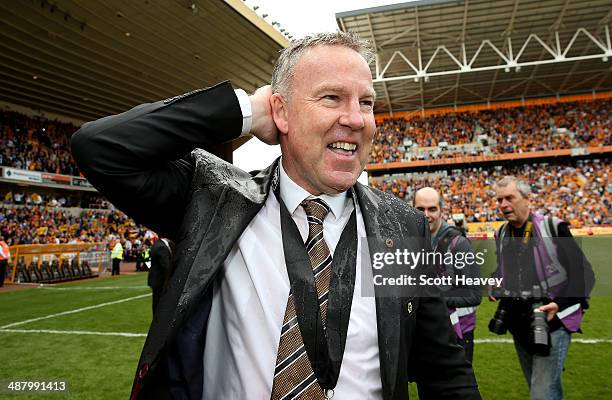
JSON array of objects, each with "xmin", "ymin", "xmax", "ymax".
[{"xmin": 271, "ymin": 166, "xmax": 358, "ymax": 390}]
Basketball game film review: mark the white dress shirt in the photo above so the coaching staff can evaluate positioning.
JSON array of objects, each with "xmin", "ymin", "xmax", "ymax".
[{"xmin": 202, "ymin": 161, "xmax": 382, "ymax": 399}]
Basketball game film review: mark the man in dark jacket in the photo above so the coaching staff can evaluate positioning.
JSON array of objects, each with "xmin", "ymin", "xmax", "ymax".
[
  {"xmin": 414, "ymin": 187, "xmax": 481, "ymax": 363},
  {"xmin": 72, "ymin": 32, "xmax": 479, "ymax": 400}
]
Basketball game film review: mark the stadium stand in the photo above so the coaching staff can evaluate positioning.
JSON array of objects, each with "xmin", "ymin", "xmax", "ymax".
[
  {"xmin": 370, "ymin": 158, "xmax": 611, "ymax": 228},
  {"xmin": 1, "ymin": 189, "xmax": 109, "ymax": 209},
  {"xmin": 370, "ymin": 98, "xmax": 611, "ymax": 163},
  {"xmin": 1, "ymin": 111, "xmax": 80, "ymax": 176},
  {"xmin": 0, "ymin": 205, "xmax": 152, "ymax": 247}
]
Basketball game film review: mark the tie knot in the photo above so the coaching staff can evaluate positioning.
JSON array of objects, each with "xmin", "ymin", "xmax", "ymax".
[{"xmin": 301, "ymin": 198, "xmax": 330, "ymax": 224}]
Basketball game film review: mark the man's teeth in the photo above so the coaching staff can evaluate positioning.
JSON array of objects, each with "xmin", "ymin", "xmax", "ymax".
[{"xmin": 328, "ymin": 142, "xmax": 357, "ymax": 151}]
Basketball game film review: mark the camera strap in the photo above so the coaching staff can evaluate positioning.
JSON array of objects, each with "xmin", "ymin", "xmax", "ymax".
[{"xmin": 521, "ymin": 221, "xmax": 533, "ymax": 245}]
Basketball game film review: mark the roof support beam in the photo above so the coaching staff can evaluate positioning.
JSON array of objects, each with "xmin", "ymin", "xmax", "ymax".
[
  {"xmin": 559, "ymin": 23, "xmax": 611, "ymax": 92},
  {"xmin": 366, "ymin": 13, "xmax": 393, "ymax": 114},
  {"xmin": 373, "ymin": 27, "xmax": 612, "ymax": 84},
  {"xmin": 501, "ymin": 0, "xmax": 521, "ymax": 38},
  {"xmin": 565, "ymin": 71, "xmax": 605, "ymax": 92},
  {"xmin": 492, "ymin": 79, "xmax": 529, "ymax": 99},
  {"xmin": 521, "ymin": 0, "xmax": 571, "ymax": 98},
  {"xmin": 378, "ymin": 26, "xmax": 415, "ymax": 50},
  {"xmin": 455, "ymin": 0, "xmax": 469, "ymax": 105},
  {"xmin": 415, "ymin": 6, "xmax": 425, "ymax": 113},
  {"xmin": 594, "ymin": 70, "xmax": 610, "ymax": 88}
]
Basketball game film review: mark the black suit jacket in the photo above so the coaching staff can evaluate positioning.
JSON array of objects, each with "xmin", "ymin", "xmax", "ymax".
[
  {"xmin": 148, "ymin": 239, "xmax": 173, "ymax": 314},
  {"xmin": 71, "ymin": 81, "xmax": 480, "ymax": 400}
]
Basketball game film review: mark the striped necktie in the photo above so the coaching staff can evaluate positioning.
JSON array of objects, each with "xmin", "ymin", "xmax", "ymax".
[{"xmin": 271, "ymin": 198, "xmax": 332, "ymax": 400}]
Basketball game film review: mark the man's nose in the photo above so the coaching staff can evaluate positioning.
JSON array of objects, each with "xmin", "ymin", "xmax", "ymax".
[{"xmin": 339, "ymin": 101, "xmax": 365, "ymax": 130}]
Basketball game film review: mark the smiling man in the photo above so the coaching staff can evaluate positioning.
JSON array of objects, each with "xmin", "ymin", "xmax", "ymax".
[{"xmin": 72, "ymin": 32, "xmax": 479, "ymax": 400}]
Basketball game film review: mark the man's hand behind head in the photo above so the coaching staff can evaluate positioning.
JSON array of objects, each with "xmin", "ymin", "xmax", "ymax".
[{"xmin": 249, "ymin": 85, "xmax": 280, "ymax": 145}]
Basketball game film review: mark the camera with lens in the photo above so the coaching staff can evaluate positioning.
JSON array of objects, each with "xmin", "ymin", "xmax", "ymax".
[
  {"xmin": 488, "ymin": 285, "xmax": 551, "ymax": 356},
  {"xmin": 530, "ymin": 286, "xmax": 551, "ymax": 356},
  {"xmin": 488, "ymin": 287, "xmax": 512, "ymax": 335}
]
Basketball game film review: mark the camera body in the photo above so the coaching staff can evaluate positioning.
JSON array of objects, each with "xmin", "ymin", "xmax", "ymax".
[{"xmin": 488, "ymin": 285, "xmax": 551, "ymax": 356}]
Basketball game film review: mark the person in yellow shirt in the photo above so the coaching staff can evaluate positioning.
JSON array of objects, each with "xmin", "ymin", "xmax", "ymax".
[{"xmin": 110, "ymin": 238, "xmax": 123, "ymax": 276}]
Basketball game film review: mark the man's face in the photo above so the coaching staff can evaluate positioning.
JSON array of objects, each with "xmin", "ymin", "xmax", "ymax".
[
  {"xmin": 414, "ymin": 191, "xmax": 442, "ymax": 235},
  {"xmin": 496, "ymin": 182, "xmax": 530, "ymax": 227},
  {"xmin": 273, "ymin": 45, "xmax": 376, "ymax": 195}
]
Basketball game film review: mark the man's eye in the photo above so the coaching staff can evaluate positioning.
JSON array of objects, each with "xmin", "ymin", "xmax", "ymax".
[
  {"xmin": 360, "ymin": 100, "xmax": 374, "ymax": 107},
  {"xmin": 322, "ymin": 95, "xmax": 338, "ymax": 100}
]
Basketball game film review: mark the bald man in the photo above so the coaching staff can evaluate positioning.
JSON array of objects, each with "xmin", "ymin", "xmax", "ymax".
[{"xmin": 414, "ymin": 187, "xmax": 482, "ymax": 362}]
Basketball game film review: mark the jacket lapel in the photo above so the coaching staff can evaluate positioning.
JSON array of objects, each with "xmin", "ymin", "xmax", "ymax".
[
  {"xmin": 355, "ymin": 184, "xmax": 401, "ymax": 400},
  {"xmin": 177, "ymin": 158, "xmax": 279, "ymax": 318},
  {"xmin": 143, "ymin": 158, "xmax": 279, "ymax": 366}
]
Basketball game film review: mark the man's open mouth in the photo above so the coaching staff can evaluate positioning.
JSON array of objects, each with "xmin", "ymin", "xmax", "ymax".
[{"xmin": 327, "ymin": 141, "xmax": 357, "ymax": 155}]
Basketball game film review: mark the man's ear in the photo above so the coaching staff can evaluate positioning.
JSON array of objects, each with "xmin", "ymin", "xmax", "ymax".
[{"xmin": 270, "ymin": 93, "xmax": 289, "ymax": 135}]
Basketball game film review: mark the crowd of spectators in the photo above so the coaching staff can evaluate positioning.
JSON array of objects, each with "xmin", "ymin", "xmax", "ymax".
[
  {"xmin": 1, "ymin": 102, "xmax": 609, "ymax": 241},
  {"xmin": 370, "ymin": 99, "xmax": 611, "ymax": 163},
  {"xmin": 0, "ymin": 206, "xmax": 152, "ymax": 247},
  {"xmin": 1, "ymin": 111, "xmax": 80, "ymax": 176},
  {"xmin": 2, "ymin": 190, "xmax": 110, "ymax": 209},
  {"xmin": 370, "ymin": 158, "xmax": 611, "ymax": 227}
]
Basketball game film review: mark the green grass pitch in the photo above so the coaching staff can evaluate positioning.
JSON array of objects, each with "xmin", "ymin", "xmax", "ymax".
[{"xmin": 1, "ymin": 236, "xmax": 610, "ymax": 399}]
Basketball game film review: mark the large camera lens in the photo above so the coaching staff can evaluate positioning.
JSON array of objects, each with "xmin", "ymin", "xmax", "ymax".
[
  {"xmin": 488, "ymin": 299, "xmax": 509, "ymax": 335},
  {"xmin": 531, "ymin": 308, "xmax": 550, "ymax": 356}
]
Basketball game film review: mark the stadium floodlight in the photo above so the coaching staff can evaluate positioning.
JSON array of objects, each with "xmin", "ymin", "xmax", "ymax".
[
  {"xmin": 504, "ymin": 66, "xmax": 510, "ymax": 72},
  {"xmin": 603, "ymin": 56, "xmax": 608, "ymax": 62},
  {"xmin": 515, "ymin": 66, "xmax": 521, "ymax": 72}
]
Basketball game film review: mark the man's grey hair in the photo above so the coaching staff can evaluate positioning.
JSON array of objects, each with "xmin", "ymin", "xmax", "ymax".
[
  {"xmin": 494, "ymin": 176, "xmax": 531, "ymax": 198},
  {"xmin": 271, "ymin": 31, "xmax": 374, "ymax": 99}
]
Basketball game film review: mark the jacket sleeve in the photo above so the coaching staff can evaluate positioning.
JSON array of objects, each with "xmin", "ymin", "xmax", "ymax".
[
  {"xmin": 445, "ymin": 236, "xmax": 483, "ymax": 308},
  {"xmin": 410, "ymin": 217, "xmax": 481, "ymax": 399},
  {"xmin": 554, "ymin": 222, "xmax": 595, "ymax": 311},
  {"xmin": 70, "ymin": 81, "xmax": 243, "ymax": 239}
]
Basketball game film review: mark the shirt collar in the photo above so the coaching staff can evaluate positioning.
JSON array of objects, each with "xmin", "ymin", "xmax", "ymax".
[{"xmin": 279, "ymin": 158, "xmax": 349, "ymax": 220}]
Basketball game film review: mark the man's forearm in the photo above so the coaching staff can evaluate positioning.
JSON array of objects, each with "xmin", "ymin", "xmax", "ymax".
[{"xmin": 71, "ymin": 81, "xmax": 243, "ymax": 237}]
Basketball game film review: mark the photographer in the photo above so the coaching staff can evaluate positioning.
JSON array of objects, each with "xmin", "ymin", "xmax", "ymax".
[{"xmin": 489, "ymin": 176, "xmax": 595, "ymax": 400}]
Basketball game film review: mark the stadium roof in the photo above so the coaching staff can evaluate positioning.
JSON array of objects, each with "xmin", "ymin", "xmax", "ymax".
[
  {"xmin": 337, "ymin": 0, "xmax": 612, "ymax": 114},
  {"xmin": 0, "ymin": 0, "xmax": 288, "ymax": 123}
]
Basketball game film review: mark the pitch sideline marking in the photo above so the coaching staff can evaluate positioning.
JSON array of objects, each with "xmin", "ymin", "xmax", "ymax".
[
  {"xmin": 0, "ymin": 329, "xmax": 610, "ymax": 344},
  {"xmin": 475, "ymin": 338, "xmax": 612, "ymax": 344},
  {"xmin": 0, "ymin": 328, "xmax": 146, "ymax": 337},
  {"xmin": 37, "ymin": 286, "xmax": 149, "ymax": 290},
  {"xmin": 0, "ymin": 293, "xmax": 151, "ymax": 330}
]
